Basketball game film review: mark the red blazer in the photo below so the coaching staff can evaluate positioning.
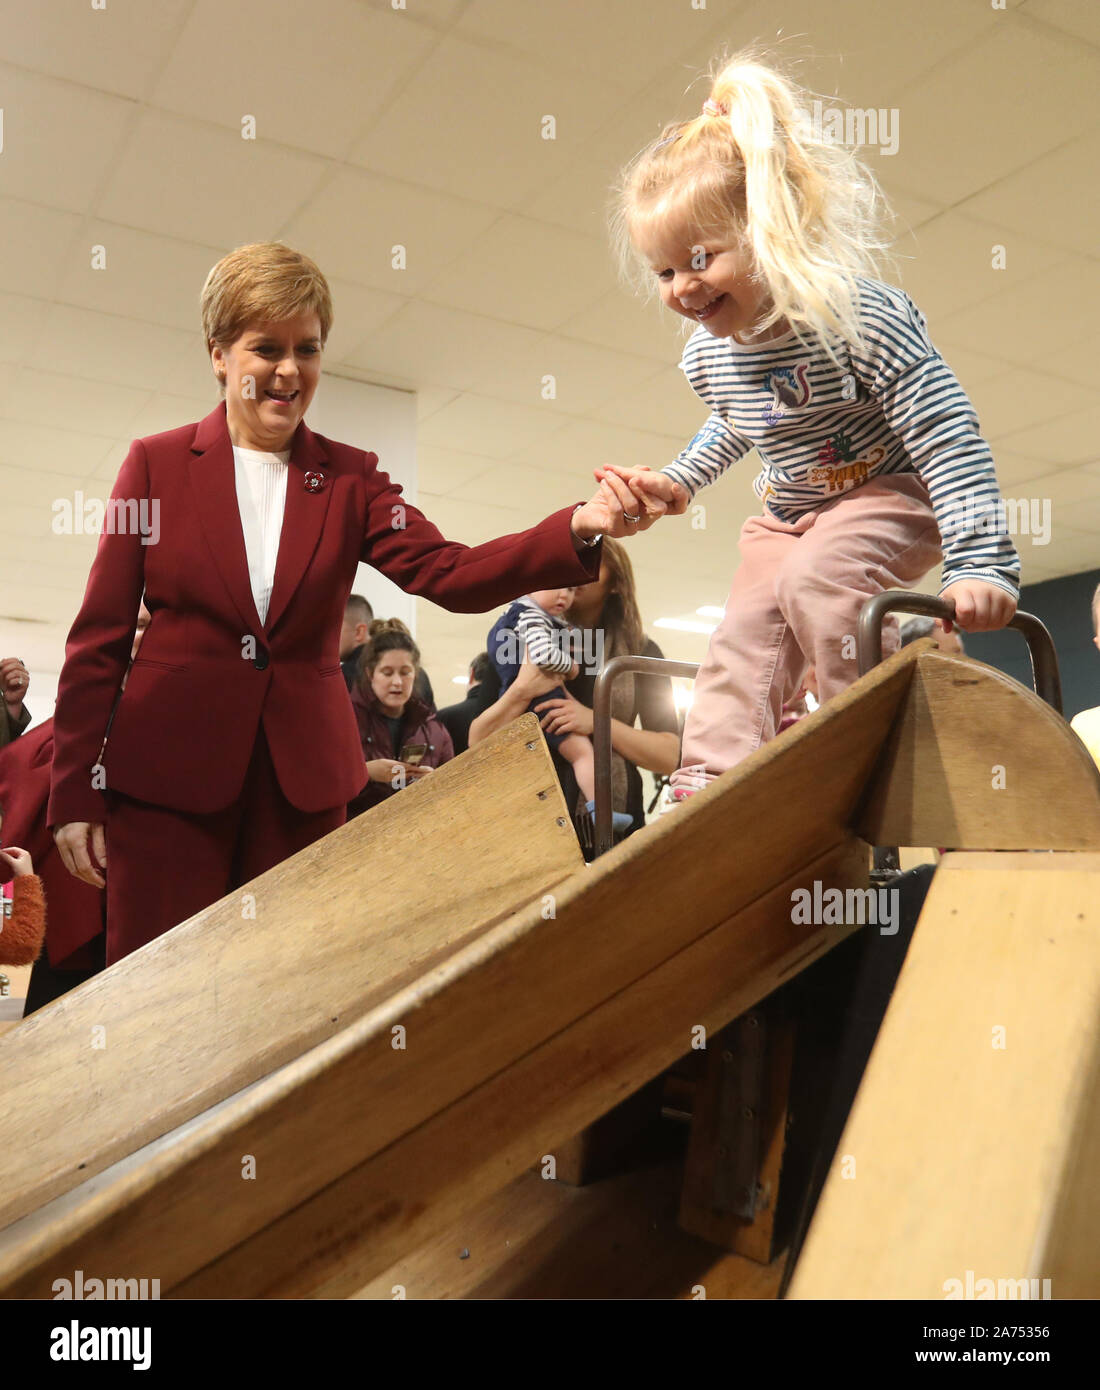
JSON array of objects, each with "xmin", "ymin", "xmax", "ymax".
[
  {"xmin": 48, "ymin": 402, "xmax": 601, "ymax": 827},
  {"xmin": 0, "ymin": 719, "xmax": 105, "ymax": 967}
]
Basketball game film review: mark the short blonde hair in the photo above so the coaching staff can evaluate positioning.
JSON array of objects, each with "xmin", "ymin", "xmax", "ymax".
[
  {"xmin": 610, "ymin": 45, "xmax": 896, "ymax": 364},
  {"xmin": 200, "ymin": 242, "xmax": 333, "ymax": 391}
]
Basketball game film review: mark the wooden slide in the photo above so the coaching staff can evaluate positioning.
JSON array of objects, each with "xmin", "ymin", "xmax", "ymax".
[{"xmin": 0, "ymin": 640, "xmax": 1097, "ymax": 1298}]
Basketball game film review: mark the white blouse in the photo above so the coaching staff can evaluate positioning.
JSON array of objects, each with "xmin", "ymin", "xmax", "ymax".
[{"xmin": 232, "ymin": 446, "xmax": 290, "ymax": 626}]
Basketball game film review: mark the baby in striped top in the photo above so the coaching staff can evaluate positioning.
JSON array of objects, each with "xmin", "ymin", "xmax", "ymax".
[
  {"xmin": 488, "ymin": 589, "xmax": 633, "ymax": 833},
  {"xmin": 599, "ymin": 46, "xmax": 1019, "ymax": 800}
]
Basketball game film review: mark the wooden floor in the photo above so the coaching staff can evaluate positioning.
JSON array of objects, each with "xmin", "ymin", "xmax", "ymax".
[{"xmin": 354, "ymin": 1128, "xmax": 785, "ymax": 1301}]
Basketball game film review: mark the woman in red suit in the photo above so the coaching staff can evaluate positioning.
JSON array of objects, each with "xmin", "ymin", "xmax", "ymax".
[{"xmin": 49, "ymin": 242, "xmax": 660, "ymax": 965}]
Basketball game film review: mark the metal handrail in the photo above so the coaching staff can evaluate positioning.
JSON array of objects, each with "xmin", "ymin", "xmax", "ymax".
[
  {"xmin": 590, "ymin": 596, "xmax": 1064, "ymax": 858},
  {"xmin": 592, "ymin": 655, "xmax": 699, "ymax": 858},
  {"xmin": 856, "ymin": 591, "xmax": 1063, "ymax": 713}
]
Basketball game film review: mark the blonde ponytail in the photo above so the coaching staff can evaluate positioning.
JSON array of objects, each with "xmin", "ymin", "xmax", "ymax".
[{"xmin": 611, "ymin": 46, "xmax": 897, "ymax": 363}]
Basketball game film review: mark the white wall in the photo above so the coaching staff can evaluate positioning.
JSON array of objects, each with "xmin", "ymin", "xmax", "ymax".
[{"xmin": 308, "ymin": 372, "xmax": 418, "ymax": 634}]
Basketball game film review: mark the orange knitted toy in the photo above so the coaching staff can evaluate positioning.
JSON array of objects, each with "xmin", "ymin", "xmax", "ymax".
[{"xmin": 1, "ymin": 873, "xmax": 46, "ymax": 966}]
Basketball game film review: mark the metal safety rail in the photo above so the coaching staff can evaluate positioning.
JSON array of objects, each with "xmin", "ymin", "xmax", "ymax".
[{"xmin": 592, "ymin": 593, "xmax": 1063, "ymax": 858}]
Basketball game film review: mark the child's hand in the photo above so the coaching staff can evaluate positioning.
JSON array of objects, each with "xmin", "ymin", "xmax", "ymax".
[
  {"xmin": 0, "ymin": 846, "xmax": 34, "ymax": 878},
  {"xmin": 595, "ymin": 464, "xmax": 690, "ymax": 517},
  {"xmin": 940, "ymin": 580, "xmax": 1017, "ymax": 632}
]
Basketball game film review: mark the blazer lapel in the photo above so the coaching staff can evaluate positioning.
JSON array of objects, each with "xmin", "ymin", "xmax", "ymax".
[
  {"xmin": 264, "ymin": 416, "xmax": 332, "ymax": 634},
  {"xmin": 188, "ymin": 402, "xmax": 333, "ymax": 637},
  {"xmin": 188, "ymin": 402, "xmax": 265, "ymax": 638}
]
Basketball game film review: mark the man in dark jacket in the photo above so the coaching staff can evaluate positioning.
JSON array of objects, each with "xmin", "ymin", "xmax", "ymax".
[
  {"xmin": 340, "ymin": 594, "xmax": 435, "ymax": 706},
  {"xmin": 437, "ymin": 653, "xmax": 501, "ymax": 756}
]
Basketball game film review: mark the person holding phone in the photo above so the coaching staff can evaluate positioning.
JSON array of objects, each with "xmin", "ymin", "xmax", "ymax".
[{"xmin": 346, "ymin": 619, "xmax": 454, "ymax": 819}]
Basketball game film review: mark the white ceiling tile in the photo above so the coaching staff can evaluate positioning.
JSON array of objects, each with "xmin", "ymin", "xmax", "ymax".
[
  {"xmin": 0, "ymin": 68, "xmax": 135, "ymax": 215},
  {"xmin": 416, "ymin": 393, "xmax": 571, "ymax": 460},
  {"xmin": 3, "ymin": 2, "xmax": 1099, "ymax": 640},
  {"xmin": 592, "ymin": 363, "xmax": 711, "ymax": 438},
  {"xmin": 970, "ymin": 366, "xmax": 1095, "ymax": 441},
  {"xmin": 347, "ymin": 35, "xmax": 622, "ymax": 211},
  {"xmin": 150, "ymin": 0, "xmax": 435, "ymax": 161},
  {"xmin": 52, "ymin": 224, "xmax": 226, "ymax": 333},
  {"xmin": 522, "ymin": 338, "xmax": 667, "ymax": 417},
  {"xmin": 0, "ymin": 293, "xmax": 51, "ymax": 364},
  {"xmin": 96, "ymin": 110, "xmax": 331, "ymax": 247},
  {"xmin": 723, "ymin": 0, "xmax": 1003, "ymax": 106},
  {"xmin": 556, "ymin": 289, "xmax": 686, "ymax": 363},
  {"xmin": 415, "ymin": 445, "xmax": 497, "ymax": 498},
  {"xmin": 935, "ymin": 258, "xmax": 1100, "ymax": 364},
  {"xmin": 931, "ymin": 343, "xmax": 1021, "ymax": 390},
  {"xmin": 1029, "ymin": 524, "xmax": 1100, "ymax": 572},
  {"xmin": 0, "ymin": 411, "xmax": 138, "ymax": 474},
  {"xmin": 509, "ymin": 416, "xmax": 689, "ymax": 483},
  {"xmin": 992, "ymin": 450, "xmax": 1069, "ymax": 488},
  {"xmin": 458, "ymin": 459, "xmax": 586, "ymax": 516},
  {"xmin": 419, "ymin": 215, "xmax": 612, "ymax": 331},
  {"xmin": 323, "ymin": 279, "xmax": 407, "ymax": 362},
  {"xmin": 415, "ymin": 387, "xmax": 462, "ymax": 422},
  {"xmin": 27, "ymin": 305, "xmax": 196, "ymax": 395},
  {"xmin": 2, "ymin": 0, "xmax": 191, "ymax": 101},
  {"xmin": 455, "ymin": 0, "xmax": 701, "ymax": 90},
  {"xmin": 12, "ymin": 367, "xmax": 152, "ymax": 440},
  {"xmin": 357, "ymin": 0, "xmax": 469, "ymax": 25},
  {"xmin": 1020, "ymin": 0, "xmax": 1100, "ymax": 45},
  {"xmin": 344, "ymin": 301, "xmax": 550, "ymax": 398},
  {"xmin": 954, "ymin": 131, "xmax": 1100, "ymax": 259},
  {"xmin": 281, "ymin": 168, "xmax": 499, "ymax": 296},
  {"xmin": 892, "ymin": 210, "xmax": 1067, "ymax": 326},
  {"xmin": 0, "ymin": 199, "xmax": 83, "ymax": 298},
  {"xmin": 997, "ymin": 403, "xmax": 1100, "ymax": 466},
  {"xmin": 124, "ymin": 393, "xmax": 221, "ymax": 440},
  {"xmin": 870, "ymin": 22, "xmax": 1100, "ymax": 205}
]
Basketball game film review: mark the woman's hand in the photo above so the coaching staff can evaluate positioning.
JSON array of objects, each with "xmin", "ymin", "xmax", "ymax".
[
  {"xmin": 0, "ymin": 845, "xmax": 34, "ymax": 878},
  {"xmin": 940, "ymin": 580, "xmax": 1017, "ymax": 632},
  {"xmin": 364, "ymin": 758, "xmax": 433, "ymax": 787},
  {"xmin": 536, "ymin": 692, "xmax": 594, "ymax": 738},
  {"xmin": 510, "ymin": 658, "xmax": 563, "ymax": 700},
  {"xmin": 573, "ymin": 469, "xmax": 671, "ymax": 540},
  {"xmin": 596, "ymin": 464, "xmax": 690, "ymax": 517},
  {"xmin": 54, "ymin": 822, "xmax": 107, "ymax": 889}
]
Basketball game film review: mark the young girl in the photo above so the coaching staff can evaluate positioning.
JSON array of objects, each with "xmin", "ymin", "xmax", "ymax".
[{"xmin": 599, "ymin": 48, "xmax": 1019, "ymax": 800}]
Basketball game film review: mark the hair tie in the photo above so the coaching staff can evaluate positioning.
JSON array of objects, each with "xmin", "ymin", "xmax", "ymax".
[{"xmin": 702, "ymin": 98, "xmax": 728, "ymax": 118}]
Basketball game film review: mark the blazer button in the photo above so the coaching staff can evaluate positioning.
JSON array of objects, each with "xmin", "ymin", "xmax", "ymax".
[{"xmin": 254, "ymin": 650, "xmax": 269, "ymax": 671}]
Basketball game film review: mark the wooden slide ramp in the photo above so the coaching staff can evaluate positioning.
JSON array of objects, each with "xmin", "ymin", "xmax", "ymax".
[{"xmin": 0, "ymin": 641, "xmax": 1097, "ymax": 1298}]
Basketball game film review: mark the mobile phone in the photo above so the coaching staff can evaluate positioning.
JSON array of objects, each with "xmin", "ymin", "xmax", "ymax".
[{"xmin": 400, "ymin": 742, "xmax": 428, "ymax": 766}]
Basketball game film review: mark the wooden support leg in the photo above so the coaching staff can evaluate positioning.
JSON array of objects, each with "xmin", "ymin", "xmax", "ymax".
[{"xmin": 677, "ymin": 999, "xmax": 797, "ymax": 1262}]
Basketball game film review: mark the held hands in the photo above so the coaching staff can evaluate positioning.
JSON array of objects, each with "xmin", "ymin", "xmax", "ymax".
[
  {"xmin": 572, "ymin": 466, "xmax": 689, "ymax": 540},
  {"xmin": 54, "ymin": 822, "xmax": 107, "ymax": 890},
  {"xmin": 0, "ymin": 846, "xmax": 34, "ymax": 878},
  {"xmin": 596, "ymin": 465, "xmax": 690, "ymax": 518},
  {"xmin": 939, "ymin": 581, "xmax": 1017, "ymax": 633}
]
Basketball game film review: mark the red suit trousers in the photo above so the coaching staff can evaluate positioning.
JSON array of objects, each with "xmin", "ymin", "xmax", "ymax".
[{"xmin": 104, "ymin": 724, "xmax": 346, "ymax": 965}]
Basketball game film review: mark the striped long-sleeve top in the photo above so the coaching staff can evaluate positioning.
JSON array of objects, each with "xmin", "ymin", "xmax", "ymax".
[
  {"xmin": 514, "ymin": 597, "xmax": 577, "ymax": 675},
  {"xmin": 662, "ymin": 277, "xmax": 1020, "ymax": 598}
]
